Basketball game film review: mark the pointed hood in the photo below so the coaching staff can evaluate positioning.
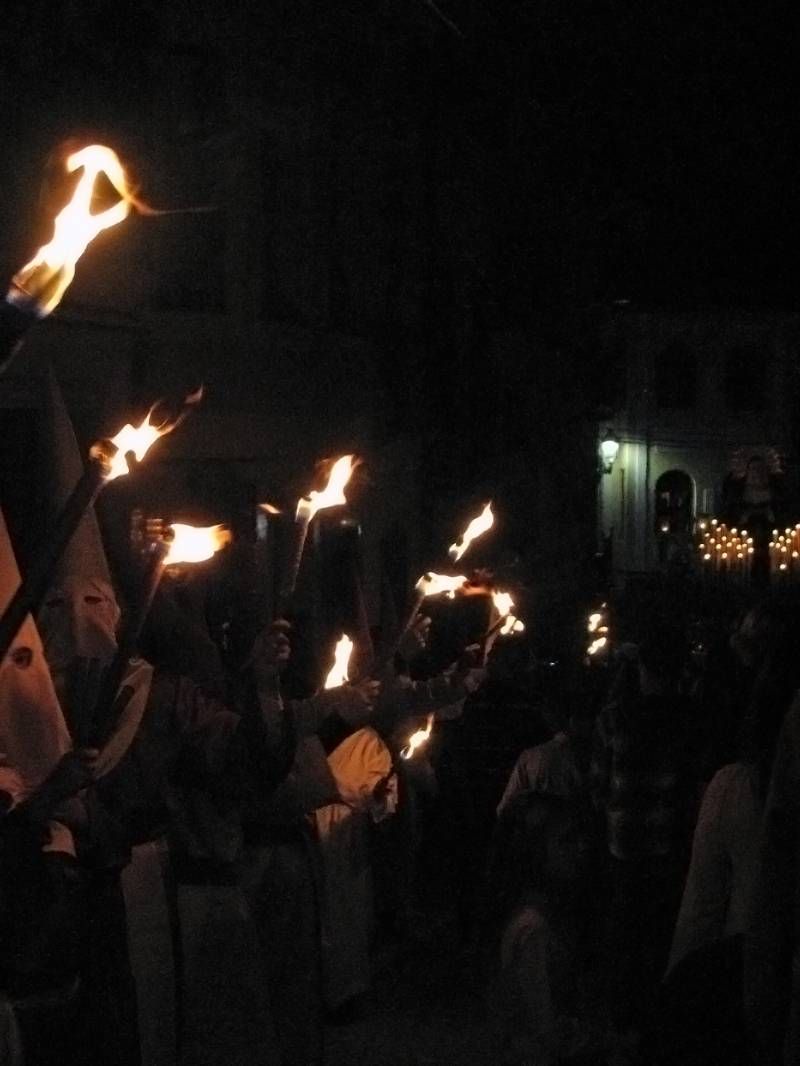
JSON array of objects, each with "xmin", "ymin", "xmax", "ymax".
[
  {"xmin": 36, "ymin": 363, "xmax": 120, "ymax": 674},
  {"xmin": 0, "ymin": 507, "xmax": 71, "ymax": 806},
  {"xmin": 39, "ymin": 361, "xmax": 113, "ymax": 589}
]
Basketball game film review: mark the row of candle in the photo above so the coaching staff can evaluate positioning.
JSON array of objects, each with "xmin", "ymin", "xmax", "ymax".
[
  {"xmin": 768, "ymin": 525, "xmax": 800, "ymax": 577},
  {"xmin": 697, "ymin": 521, "xmax": 754, "ymax": 577}
]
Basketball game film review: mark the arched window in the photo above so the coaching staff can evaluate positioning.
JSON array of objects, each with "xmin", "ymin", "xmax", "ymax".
[{"xmin": 655, "ymin": 469, "xmax": 694, "ymax": 538}]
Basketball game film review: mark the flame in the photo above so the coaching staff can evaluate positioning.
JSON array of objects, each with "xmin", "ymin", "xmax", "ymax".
[
  {"xmin": 296, "ymin": 454, "xmax": 358, "ymax": 520},
  {"xmin": 448, "ymin": 502, "xmax": 494, "ymax": 562},
  {"xmin": 324, "ymin": 634, "xmax": 354, "ymax": 690},
  {"xmin": 587, "ymin": 612, "xmax": 602, "ymax": 633},
  {"xmin": 491, "ymin": 589, "xmax": 524, "ymax": 636},
  {"xmin": 10, "ymin": 145, "xmax": 134, "ymax": 315},
  {"xmin": 415, "ymin": 572, "xmax": 468, "ymax": 599},
  {"xmin": 163, "ymin": 523, "xmax": 231, "ymax": 566},
  {"xmin": 103, "ymin": 387, "xmax": 203, "ymax": 481},
  {"xmin": 297, "ymin": 455, "xmax": 358, "ymax": 521},
  {"xmin": 587, "ymin": 636, "xmax": 608, "ymax": 656},
  {"xmin": 492, "ymin": 590, "xmax": 515, "ymax": 618},
  {"xmin": 259, "ymin": 502, "xmax": 283, "ymax": 515},
  {"xmin": 400, "ymin": 713, "xmax": 434, "ymax": 760}
]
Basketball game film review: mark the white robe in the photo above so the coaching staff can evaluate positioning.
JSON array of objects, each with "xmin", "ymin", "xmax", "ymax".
[{"xmin": 313, "ymin": 728, "xmax": 396, "ymax": 1009}]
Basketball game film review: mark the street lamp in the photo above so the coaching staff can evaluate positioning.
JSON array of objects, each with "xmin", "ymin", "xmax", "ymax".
[{"xmin": 599, "ymin": 429, "xmax": 620, "ymax": 475}]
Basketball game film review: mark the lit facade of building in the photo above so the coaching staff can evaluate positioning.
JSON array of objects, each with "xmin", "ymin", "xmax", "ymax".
[{"xmin": 597, "ymin": 308, "xmax": 800, "ymax": 579}]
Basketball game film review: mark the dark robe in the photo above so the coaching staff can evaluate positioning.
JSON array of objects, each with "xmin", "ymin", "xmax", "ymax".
[{"xmin": 73, "ymin": 666, "xmax": 294, "ymax": 1066}]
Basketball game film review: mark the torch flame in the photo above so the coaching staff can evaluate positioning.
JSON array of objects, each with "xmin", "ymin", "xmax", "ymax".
[
  {"xmin": 163, "ymin": 523, "xmax": 231, "ymax": 566},
  {"xmin": 492, "ymin": 590, "xmax": 515, "ymax": 618},
  {"xmin": 103, "ymin": 387, "xmax": 203, "ymax": 481},
  {"xmin": 9, "ymin": 144, "xmax": 135, "ymax": 316},
  {"xmin": 324, "ymin": 634, "xmax": 354, "ymax": 690},
  {"xmin": 400, "ymin": 713, "xmax": 434, "ymax": 760},
  {"xmin": 587, "ymin": 636, "xmax": 608, "ymax": 656},
  {"xmin": 448, "ymin": 502, "xmax": 494, "ymax": 562},
  {"xmin": 297, "ymin": 455, "xmax": 358, "ymax": 521},
  {"xmin": 415, "ymin": 572, "xmax": 468, "ymax": 599},
  {"xmin": 491, "ymin": 589, "xmax": 525, "ymax": 636}
]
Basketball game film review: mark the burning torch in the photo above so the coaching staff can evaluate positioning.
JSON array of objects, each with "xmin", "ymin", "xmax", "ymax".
[
  {"xmin": 399, "ymin": 713, "xmax": 434, "ymax": 761},
  {"xmin": 324, "ymin": 633, "xmax": 354, "ymax": 690},
  {"xmin": 381, "ymin": 503, "xmax": 496, "ymax": 669},
  {"xmin": 1, "ymin": 144, "xmax": 136, "ymax": 373},
  {"xmin": 448, "ymin": 502, "xmax": 494, "ymax": 563},
  {"xmin": 90, "ymin": 523, "xmax": 231, "ymax": 747},
  {"xmin": 279, "ymin": 454, "xmax": 358, "ymax": 606},
  {"xmin": 482, "ymin": 589, "xmax": 525, "ymax": 658},
  {"xmin": 0, "ymin": 389, "xmax": 202, "ymax": 664}
]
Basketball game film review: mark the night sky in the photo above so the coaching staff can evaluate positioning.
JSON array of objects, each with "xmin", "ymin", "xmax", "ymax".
[{"xmin": 0, "ymin": 1, "xmax": 797, "ymax": 312}]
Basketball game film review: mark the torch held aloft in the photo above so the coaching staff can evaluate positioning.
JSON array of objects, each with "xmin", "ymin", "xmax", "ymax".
[
  {"xmin": 0, "ymin": 298, "xmax": 41, "ymax": 375},
  {"xmin": 280, "ymin": 507, "xmax": 312, "ymax": 607}
]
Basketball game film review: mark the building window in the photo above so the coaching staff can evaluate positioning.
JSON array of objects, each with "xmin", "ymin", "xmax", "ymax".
[
  {"xmin": 655, "ymin": 340, "xmax": 696, "ymax": 410},
  {"xmin": 654, "ymin": 469, "xmax": 694, "ymax": 538},
  {"xmin": 724, "ymin": 345, "xmax": 767, "ymax": 412}
]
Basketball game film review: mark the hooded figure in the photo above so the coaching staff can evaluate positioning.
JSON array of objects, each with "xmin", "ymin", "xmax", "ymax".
[
  {"xmin": 0, "ymin": 505, "xmax": 82, "ymax": 1026},
  {"xmin": 0, "ymin": 507, "xmax": 71, "ymax": 809},
  {"xmin": 34, "ymin": 364, "xmax": 120, "ymax": 741}
]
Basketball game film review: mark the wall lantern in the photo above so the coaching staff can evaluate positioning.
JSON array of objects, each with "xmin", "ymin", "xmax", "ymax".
[{"xmin": 599, "ymin": 429, "xmax": 620, "ymax": 474}]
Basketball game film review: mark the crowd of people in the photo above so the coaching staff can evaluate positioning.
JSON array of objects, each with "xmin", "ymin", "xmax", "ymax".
[
  {"xmin": 469, "ymin": 596, "xmax": 799, "ymax": 1066},
  {"xmin": 0, "ymin": 372, "xmax": 798, "ymax": 1066}
]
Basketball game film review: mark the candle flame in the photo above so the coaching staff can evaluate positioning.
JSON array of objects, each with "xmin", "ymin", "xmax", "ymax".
[
  {"xmin": 448, "ymin": 502, "xmax": 494, "ymax": 562},
  {"xmin": 103, "ymin": 386, "xmax": 203, "ymax": 481},
  {"xmin": 9, "ymin": 144, "xmax": 135, "ymax": 315},
  {"xmin": 163, "ymin": 523, "xmax": 231, "ymax": 566},
  {"xmin": 324, "ymin": 633, "xmax": 354, "ymax": 690},
  {"xmin": 400, "ymin": 713, "xmax": 434, "ymax": 760},
  {"xmin": 415, "ymin": 572, "xmax": 468, "ymax": 598},
  {"xmin": 297, "ymin": 455, "xmax": 358, "ymax": 521}
]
